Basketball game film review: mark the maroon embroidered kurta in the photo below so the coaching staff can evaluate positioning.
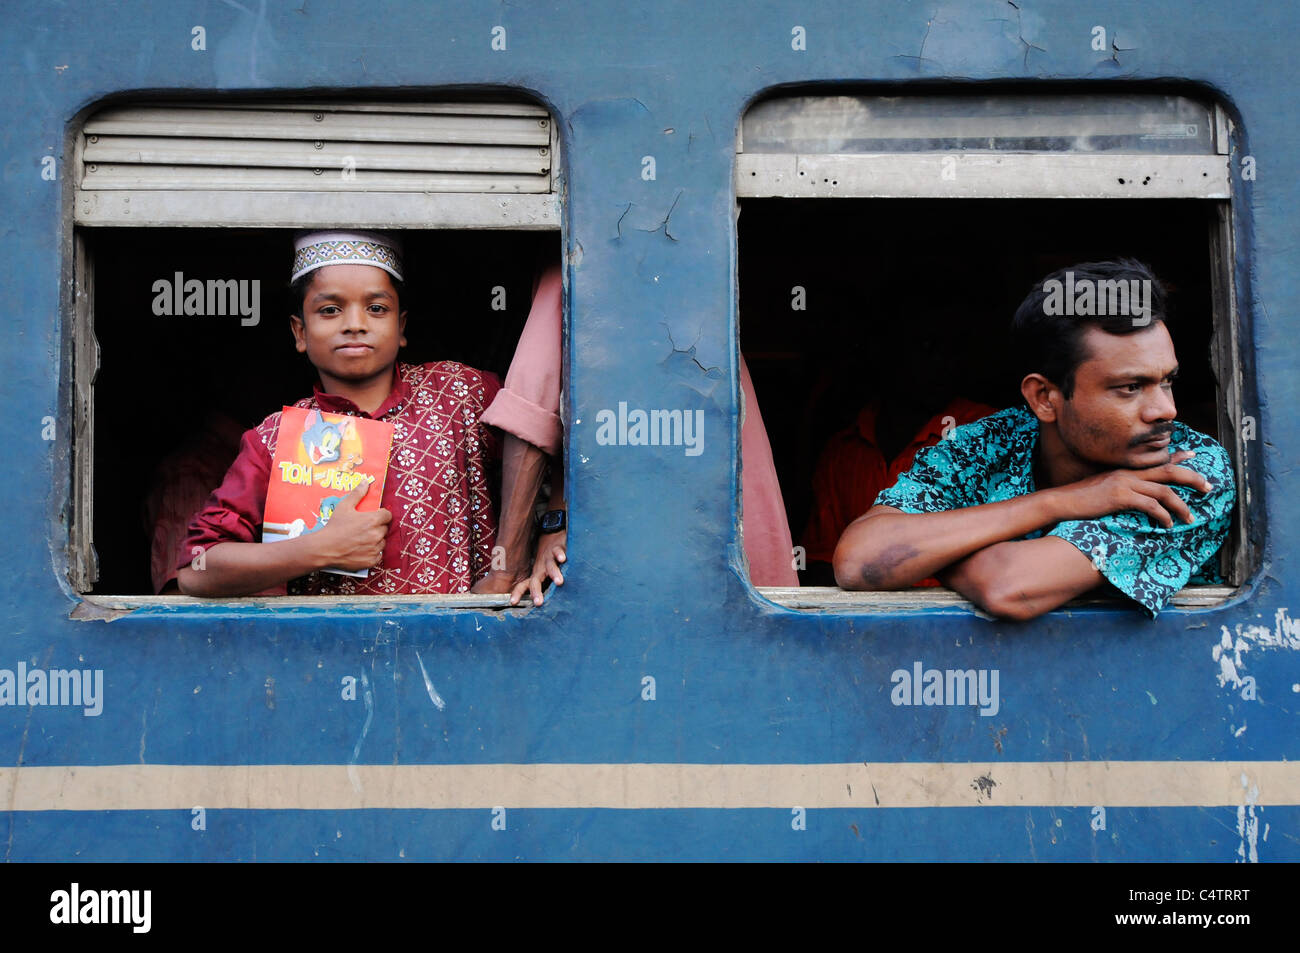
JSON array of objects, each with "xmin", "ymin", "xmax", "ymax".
[{"xmin": 182, "ymin": 361, "xmax": 501, "ymax": 594}]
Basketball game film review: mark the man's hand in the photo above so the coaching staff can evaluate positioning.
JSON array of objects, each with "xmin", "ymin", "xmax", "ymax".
[
  {"xmin": 1049, "ymin": 449, "xmax": 1212, "ymax": 528},
  {"xmin": 312, "ymin": 478, "xmax": 392, "ymax": 572},
  {"xmin": 509, "ymin": 530, "xmax": 566, "ymax": 606},
  {"xmin": 470, "ymin": 570, "xmax": 522, "ymax": 595}
]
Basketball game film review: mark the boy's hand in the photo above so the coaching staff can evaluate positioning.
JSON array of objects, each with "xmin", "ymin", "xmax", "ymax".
[
  {"xmin": 510, "ymin": 530, "xmax": 566, "ymax": 607},
  {"xmin": 313, "ymin": 478, "xmax": 392, "ymax": 571},
  {"xmin": 1050, "ymin": 449, "xmax": 1214, "ymax": 529}
]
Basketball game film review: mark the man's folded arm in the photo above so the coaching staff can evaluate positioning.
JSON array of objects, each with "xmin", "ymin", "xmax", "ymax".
[
  {"xmin": 832, "ymin": 492, "xmax": 1066, "ymax": 593},
  {"xmin": 937, "ymin": 536, "xmax": 1104, "ymax": 621}
]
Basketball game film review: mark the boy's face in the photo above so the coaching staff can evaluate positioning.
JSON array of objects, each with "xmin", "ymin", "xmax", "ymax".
[
  {"xmin": 1054, "ymin": 322, "xmax": 1181, "ymax": 470},
  {"xmin": 290, "ymin": 264, "xmax": 407, "ymax": 392}
]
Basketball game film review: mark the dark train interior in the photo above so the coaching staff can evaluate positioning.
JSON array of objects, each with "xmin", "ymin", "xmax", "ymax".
[
  {"xmin": 88, "ymin": 228, "xmax": 558, "ymax": 594},
  {"xmin": 739, "ymin": 198, "xmax": 1220, "ymax": 584}
]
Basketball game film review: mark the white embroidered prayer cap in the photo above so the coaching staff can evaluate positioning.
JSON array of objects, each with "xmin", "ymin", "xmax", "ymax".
[{"xmin": 291, "ymin": 230, "xmax": 405, "ymax": 283}]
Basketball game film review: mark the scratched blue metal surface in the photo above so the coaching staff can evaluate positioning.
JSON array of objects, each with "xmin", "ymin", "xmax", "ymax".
[
  {"xmin": 6, "ymin": 806, "xmax": 1295, "ymax": 861},
  {"xmin": 1, "ymin": 0, "xmax": 1297, "ymax": 861}
]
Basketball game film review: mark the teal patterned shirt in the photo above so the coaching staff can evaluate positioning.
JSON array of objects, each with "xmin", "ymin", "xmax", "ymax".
[{"xmin": 874, "ymin": 407, "xmax": 1236, "ymax": 617}]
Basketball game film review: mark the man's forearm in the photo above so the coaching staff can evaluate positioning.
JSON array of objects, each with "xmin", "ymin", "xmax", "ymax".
[
  {"xmin": 833, "ymin": 490, "xmax": 1067, "ymax": 590},
  {"xmin": 177, "ymin": 537, "xmax": 326, "ymax": 597},
  {"xmin": 546, "ymin": 456, "xmax": 565, "ymax": 511},
  {"xmin": 938, "ymin": 537, "xmax": 1104, "ymax": 620},
  {"xmin": 495, "ymin": 434, "xmax": 548, "ymax": 578}
]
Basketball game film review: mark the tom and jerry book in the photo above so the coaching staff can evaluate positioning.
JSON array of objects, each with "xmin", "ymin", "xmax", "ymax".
[{"xmin": 262, "ymin": 407, "xmax": 394, "ymax": 577}]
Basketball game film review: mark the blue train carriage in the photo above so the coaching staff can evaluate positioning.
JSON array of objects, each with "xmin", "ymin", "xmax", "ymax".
[{"xmin": 0, "ymin": 0, "xmax": 1294, "ymax": 861}]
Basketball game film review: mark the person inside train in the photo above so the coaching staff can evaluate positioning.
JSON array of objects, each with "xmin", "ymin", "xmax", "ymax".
[
  {"xmin": 144, "ymin": 408, "xmax": 244, "ymax": 594},
  {"xmin": 471, "ymin": 262, "xmax": 800, "ymax": 606},
  {"xmin": 177, "ymin": 230, "xmax": 508, "ymax": 596},
  {"xmin": 832, "ymin": 259, "xmax": 1236, "ymax": 620},
  {"xmin": 799, "ymin": 290, "xmax": 996, "ymax": 586}
]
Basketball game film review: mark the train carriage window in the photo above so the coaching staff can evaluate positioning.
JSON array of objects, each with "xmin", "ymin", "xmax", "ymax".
[
  {"xmin": 68, "ymin": 99, "xmax": 562, "ymax": 605},
  {"xmin": 736, "ymin": 92, "xmax": 1252, "ymax": 612}
]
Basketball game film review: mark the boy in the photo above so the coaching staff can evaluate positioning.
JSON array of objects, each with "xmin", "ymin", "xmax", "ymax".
[{"xmin": 177, "ymin": 230, "xmax": 501, "ymax": 596}]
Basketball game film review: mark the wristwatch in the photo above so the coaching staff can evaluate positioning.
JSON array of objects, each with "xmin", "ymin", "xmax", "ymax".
[{"xmin": 539, "ymin": 509, "xmax": 567, "ymax": 534}]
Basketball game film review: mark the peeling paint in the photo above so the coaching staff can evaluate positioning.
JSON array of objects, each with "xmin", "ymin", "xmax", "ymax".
[
  {"xmin": 661, "ymin": 322, "xmax": 723, "ymax": 376},
  {"xmin": 638, "ymin": 189, "xmax": 683, "ymax": 242},
  {"xmin": 1236, "ymin": 772, "xmax": 1260, "ymax": 863},
  {"xmin": 1213, "ymin": 627, "xmax": 1250, "ymax": 690},
  {"xmin": 414, "ymin": 650, "xmax": 446, "ymax": 711},
  {"xmin": 1005, "ymin": 1, "xmax": 1047, "ymax": 69},
  {"xmin": 614, "ymin": 202, "xmax": 632, "ymax": 240},
  {"xmin": 1221, "ymin": 608, "xmax": 1300, "ymax": 655},
  {"xmin": 1213, "ymin": 607, "xmax": 1300, "ymax": 694},
  {"xmin": 68, "ymin": 601, "xmax": 134, "ymax": 622},
  {"xmin": 970, "ymin": 774, "xmax": 997, "ymax": 802},
  {"xmin": 347, "ymin": 671, "xmax": 374, "ymax": 795}
]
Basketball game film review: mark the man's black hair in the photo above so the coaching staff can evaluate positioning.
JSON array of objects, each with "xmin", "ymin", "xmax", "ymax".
[
  {"xmin": 288, "ymin": 269, "xmax": 405, "ymax": 319},
  {"xmin": 1009, "ymin": 258, "xmax": 1168, "ymax": 400}
]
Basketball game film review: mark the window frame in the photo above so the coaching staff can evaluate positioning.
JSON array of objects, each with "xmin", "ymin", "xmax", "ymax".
[
  {"xmin": 66, "ymin": 94, "xmax": 564, "ymax": 609},
  {"xmin": 735, "ymin": 91, "xmax": 1253, "ymax": 613}
]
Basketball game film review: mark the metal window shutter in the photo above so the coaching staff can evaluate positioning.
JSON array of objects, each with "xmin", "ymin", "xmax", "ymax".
[
  {"xmin": 75, "ymin": 101, "xmax": 559, "ymax": 228},
  {"xmin": 736, "ymin": 94, "xmax": 1230, "ymax": 200}
]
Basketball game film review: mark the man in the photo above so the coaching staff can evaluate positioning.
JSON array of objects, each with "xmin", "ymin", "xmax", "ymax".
[
  {"xmin": 470, "ymin": 261, "xmax": 567, "ymax": 603},
  {"xmin": 833, "ymin": 260, "xmax": 1235, "ymax": 620},
  {"xmin": 475, "ymin": 261, "xmax": 800, "ymax": 606}
]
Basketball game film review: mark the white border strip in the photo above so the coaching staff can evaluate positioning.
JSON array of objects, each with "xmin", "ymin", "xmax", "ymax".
[
  {"xmin": 74, "ymin": 190, "xmax": 561, "ymax": 228},
  {"xmin": 2, "ymin": 762, "xmax": 1292, "ymax": 811},
  {"xmin": 736, "ymin": 153, "xmax": 1230, "ymax": 199}
]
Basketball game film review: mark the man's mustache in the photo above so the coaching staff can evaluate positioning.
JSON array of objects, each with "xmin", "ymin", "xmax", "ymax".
[{"xmin": 1131, "ymin": 423, "xmax": 1175, "ymax": 446}]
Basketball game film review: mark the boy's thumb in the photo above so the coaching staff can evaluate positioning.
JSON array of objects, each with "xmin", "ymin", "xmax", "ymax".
[{"xmin": 342, "ymin": 476, "xmax": 374, "ymax": 507}]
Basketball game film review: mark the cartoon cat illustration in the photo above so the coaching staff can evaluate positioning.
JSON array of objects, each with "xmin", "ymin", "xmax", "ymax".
[
  {"xmin": 300, "ymin": 495, "xmax": 343, "ymax": 535},
  {"xmin": 301, "ymin": 409, "xmax": 342, "ymax": 465}
]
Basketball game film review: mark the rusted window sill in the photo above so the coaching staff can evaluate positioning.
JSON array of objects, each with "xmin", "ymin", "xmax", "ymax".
[
  {"xmin": 755, "ymin": 585, "xmax": 1237, "ymax": 614},
  {"xmin": 71, "ymin": 592, "xmax": 516, "ymax": 619}
]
